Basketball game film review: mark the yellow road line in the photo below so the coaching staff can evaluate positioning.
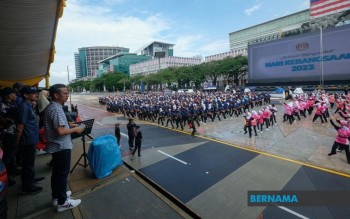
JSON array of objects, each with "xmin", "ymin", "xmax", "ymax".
[{"xmin": 140, "ymin": 120, "xmax": 350, "ymax": 179}]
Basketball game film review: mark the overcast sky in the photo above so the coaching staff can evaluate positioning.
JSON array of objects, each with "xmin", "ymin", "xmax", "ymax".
[{"xmin": 41, "ymin": 0, "xmax": 309, "ymax": 86}]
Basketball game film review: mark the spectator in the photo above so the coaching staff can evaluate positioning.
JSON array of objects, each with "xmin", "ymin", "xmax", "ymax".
[
  {"xmin": 44, "ymin": 84, "xmax": 84, "ymax": 212},
  {"xmin": 0, "ymin": 148, "xmax": 8, "ymax": 219},
  {"xmin": 0, "ymin": 87, "xmax": 20, "ymax": 185},
  {"xmin": 12, "ymin": 82, "xmax": 24, "ymax": 106},
  {"xmin": 15, "ymin": 86, "xmax": 44, "ymax": 195}
]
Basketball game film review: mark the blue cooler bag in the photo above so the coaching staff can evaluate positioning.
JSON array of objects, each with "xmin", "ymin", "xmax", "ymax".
[{"xmin": 88, "ymin": 135, "xmax": 122, "ymax": 178}]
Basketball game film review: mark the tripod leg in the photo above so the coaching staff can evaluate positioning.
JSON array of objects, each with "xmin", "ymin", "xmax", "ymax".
[{"xmin": 70, "ymin": 154, "xmax": 84, "ymax": 173}]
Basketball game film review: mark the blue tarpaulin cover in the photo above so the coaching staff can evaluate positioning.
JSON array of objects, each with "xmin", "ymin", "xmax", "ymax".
[
  {"xmin": 88, "ymin": 135, "xmax": 122, "ymax": 178},
  {"xmin": 275, "ymin": 87, "xmax": 285, "ymax": 93}
]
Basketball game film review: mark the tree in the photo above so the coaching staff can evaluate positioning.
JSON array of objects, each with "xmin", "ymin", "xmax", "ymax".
[
  {"xmin": 202, "ymin": 60, "xmax": 222, "ymax": 86},
  {"xmin": 220, "ymin": 56, "xmax": 248, "ymax": 86},
  {"xmin": 189, "ymin": 65, "xmax": 205, "ymax": 90},
  {"xmin": 103, "ymin": 72, "xmax": 128, "ymax": 91}
]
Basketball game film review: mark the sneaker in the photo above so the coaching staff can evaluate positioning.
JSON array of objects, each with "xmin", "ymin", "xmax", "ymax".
[
  {"xmin": 36, "ymin": 150, "xmax": 46, "ymax": 155},
  {"xmin": 130, "ymin": 155, "xmax": 134, "ymax": 160},
  {"xmin": 138, "ymin": 155, "xmax": 141, "ymax": 158},
  {"xmin": 328, "ymin": 152, "xmax": 336, "ymax": 156},
  {"xmin": 21, "ymin": 185, "xmax": 43, "ymax": 195},
  {"xmin": 51, "ymin": 191, "xmax": 72, "ymax": 207},
  {"xmin": 57, "ymin": 198, "xmax": 81, "ymax": 212},
  {"xmin": 33, "ymin": 176, "xmax": 45, "ymax": 183}
]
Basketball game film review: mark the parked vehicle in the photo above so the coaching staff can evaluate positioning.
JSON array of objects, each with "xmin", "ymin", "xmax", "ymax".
[{"xmin": 178, "ymin": 89, "xmax": 194, "ymax": 93}]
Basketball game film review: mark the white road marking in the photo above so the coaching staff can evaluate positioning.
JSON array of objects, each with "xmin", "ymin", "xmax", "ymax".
[
  {"xmin": 277, "ymin": 206, "xmax": 309, "ymax": 219},
  {"xmin": 157, "ymin": 150, "xmax": 187, "ymax": 165},
  {"xmin": 95, "ymin": 121, "xmax": 103, "ymax": 125},
  {"xmin": 121, "ymin": 133, "xmax": 128, "ymax": 138}
]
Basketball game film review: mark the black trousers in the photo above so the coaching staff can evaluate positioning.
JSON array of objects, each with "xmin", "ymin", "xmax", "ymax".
[
  {"xmin": 312, "ymin": 114, "xmax": 324, "ymax": 123},
  {"xmin": 2, "ymin": 133, "xmax": 17, "ymax": 175},
  {"xmin": 330, "ymin": 142, "xmax": 350, "ymax": 163},
  {"xmin": 116, "ymin": 137, "xmax": 121, "ymax": 147},
  {"xmin": 21, "ymin": 144, "xmax": 36, "ymax": 189},
  {"xmin": 51, "ymin": 149, "xmax": 71, "ymax": 205},
  {"xmin": 128, "ymin": 134, "xmax": 134, "ymax": 148},
  {"xmin": 132, "ymin": 143, "xmax": 141, "ymax": 156}
]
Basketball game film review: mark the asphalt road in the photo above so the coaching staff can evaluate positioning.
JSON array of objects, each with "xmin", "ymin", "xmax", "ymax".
[{"xmin": 72, "ymin": 93, "xmax": 350, "ymax": 219}]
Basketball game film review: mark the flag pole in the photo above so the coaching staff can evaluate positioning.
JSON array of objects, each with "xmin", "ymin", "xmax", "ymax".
[{"xmin": 320, "ymin": 26, "xmax": 324, "ymax": 88}]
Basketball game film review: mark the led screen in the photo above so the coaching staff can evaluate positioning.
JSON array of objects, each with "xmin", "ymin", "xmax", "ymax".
[{"xmin": 248, "ymin": 25, "xmax": 350, "ymax": 84}]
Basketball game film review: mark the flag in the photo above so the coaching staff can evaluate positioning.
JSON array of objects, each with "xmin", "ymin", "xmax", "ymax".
[{"xmin": 310, "ymin": 0, "xmax": 350, "ymax": 18}]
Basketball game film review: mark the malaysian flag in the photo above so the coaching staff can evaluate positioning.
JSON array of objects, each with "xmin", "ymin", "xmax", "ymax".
[{"xmin": 310, "ymin": 0, "xmax": 350, "ymax": 18}]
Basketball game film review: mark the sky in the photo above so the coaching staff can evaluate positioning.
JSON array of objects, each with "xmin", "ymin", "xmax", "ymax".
[{"xmin": 42, "ymin": 0, "xmax": 310, "ymax": 86}]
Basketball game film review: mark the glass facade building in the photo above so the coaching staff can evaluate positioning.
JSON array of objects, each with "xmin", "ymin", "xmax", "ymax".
[
  {"xmin": 98, "ymin": 53, "xmax": 152, "ymax": 77},
  {"xmin": 75, "ymin": 46, "xmax": 129, "ymax": 79},
  {"xmin": 74, "ymin": 52, "xmax": 81, "ymax": 79}
]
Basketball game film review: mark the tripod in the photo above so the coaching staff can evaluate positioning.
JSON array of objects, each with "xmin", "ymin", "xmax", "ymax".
[{"xmin": 70, "ymin": 119, "xmax": 94, "ymax": 174}]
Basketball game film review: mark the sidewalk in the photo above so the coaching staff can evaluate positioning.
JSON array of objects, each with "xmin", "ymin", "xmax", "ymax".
[{"xmin": 7, "ymin": 138, "xmax": 190, "ymax": 219}]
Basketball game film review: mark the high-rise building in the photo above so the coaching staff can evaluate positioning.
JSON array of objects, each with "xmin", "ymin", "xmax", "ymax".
[
  {"xmin": 74, "ymin": 52, "xmax": 81, "ymax": 79},
  {"xmin": 75, "ymin": 46, "xmax": 129, "ymax": 79}
]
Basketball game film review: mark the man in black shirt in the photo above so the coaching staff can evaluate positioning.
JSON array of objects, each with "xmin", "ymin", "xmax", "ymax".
[
  {"xmin": 126, "ymin": 118, "xmax": 136, "ymax": 150},
  {"xmin": 114, "ymin": 123, "xmax": 121, "ymax": 148}
]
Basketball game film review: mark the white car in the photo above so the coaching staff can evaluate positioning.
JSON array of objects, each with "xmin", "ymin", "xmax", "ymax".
[{"xmin": 178, "ymin": 89, "xmax": 194, "ymax": 93}]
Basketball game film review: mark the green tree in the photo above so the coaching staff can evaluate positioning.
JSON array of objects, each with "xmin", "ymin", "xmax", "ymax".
[{"xmin": 221, "ymin": 56, "xmax": 248, "ymax": 86}]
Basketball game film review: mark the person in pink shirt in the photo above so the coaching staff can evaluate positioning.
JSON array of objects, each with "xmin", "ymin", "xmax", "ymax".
[
  {"xmin": 328, "ymin": 119, "xmax": 350, "ymax": 164},
  {"xmin": 320, "ymin": 102, "xmax": 328, "ymax": 123},
  {"xmin": 298, "ymin": 100, "xmax": 307, "ymax": 118},
  {"xmin": 258, "ymin": 110, "xmax": 264, "ymax": 133},
  {"xmin": 262, "ymin": 107, "xmax": 271, "ymax": 130},
  {"xmin": 251, "ymin": 111, "xmax": 259, "ymax": 136},
  {"xmin": 312, "ymin": 103, "xmax": 324, "ymax": 124},
  {"xmin": 282, "ymin": 102, "xmax": 293, "ymax": 124},
  {"xmin": 243, "ymin": 113, "xmax": 253, "ymax": 138},
  {"xmin": 334, "ymin": 98, "xmax": 345, "ymax": 114},
  {"xmin": 306, "ymin": 98, "xmax": 315, "ymax": 115}
]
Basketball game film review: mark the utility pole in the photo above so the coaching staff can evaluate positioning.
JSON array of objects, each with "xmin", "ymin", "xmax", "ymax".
[{"xmin": 67, "ymin": 66, "xmax": 72, "ymax": 105}]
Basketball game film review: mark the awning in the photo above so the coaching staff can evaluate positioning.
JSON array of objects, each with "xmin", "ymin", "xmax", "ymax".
[{"xmin": 0, "ymin": 0, "xmax": 65, "ymax": 88}]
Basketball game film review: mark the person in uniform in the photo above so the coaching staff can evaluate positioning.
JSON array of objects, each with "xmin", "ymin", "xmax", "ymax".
[
  {"xmin": 126, "ymin": 118, "xmax": 136, "ymax": 149},
  {"xmin": 131, "ymin": 126, "xmax": 143, "ymax": 159}
]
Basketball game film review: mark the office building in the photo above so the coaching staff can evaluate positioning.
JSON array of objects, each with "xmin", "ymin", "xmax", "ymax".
[
  {"xmin": 130, "ymin": 56, "xmax": 202, "ymax": 76},
  {"xmin": 75, "ymin": 46, "xmax": 129, "ymax": 79}
]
